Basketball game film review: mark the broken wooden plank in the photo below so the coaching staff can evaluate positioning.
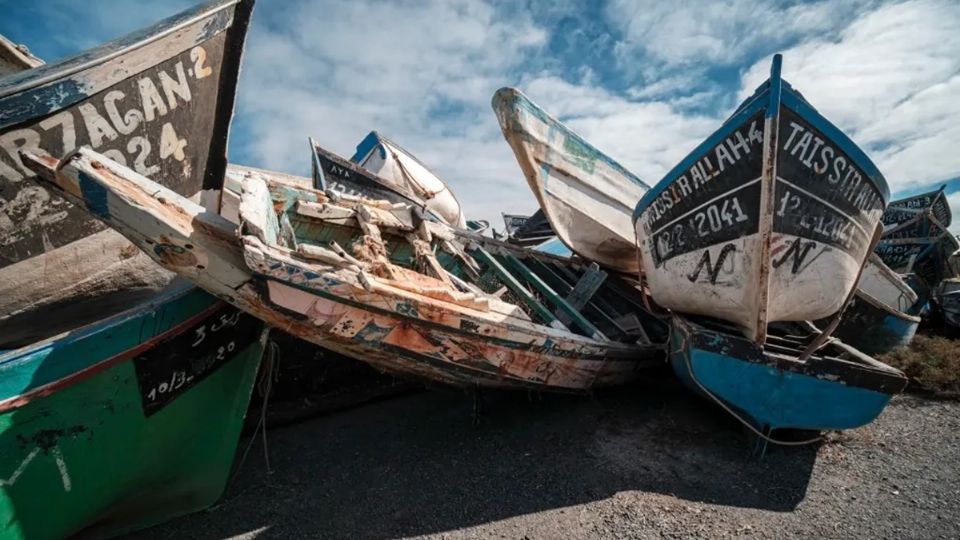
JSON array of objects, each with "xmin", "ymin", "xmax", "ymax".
[
  {"xmin": 498, "ymin": 251, "xmax": 606, "ymax": 341},
  {"xmin": 470, "ymin": 246, "xmax": 567, "ymax": 331},
  {"xmin": 565, "ymin": 262, "xmax": 607, "ymax": 311}
]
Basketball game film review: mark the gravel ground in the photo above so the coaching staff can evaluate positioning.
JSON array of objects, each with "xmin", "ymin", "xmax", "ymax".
[{"xmin": 131, "ymin": 373, "xmax": 960, "ymax": 539}]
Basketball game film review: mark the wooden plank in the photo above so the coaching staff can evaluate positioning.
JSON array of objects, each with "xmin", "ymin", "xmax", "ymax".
[
  {"xmin": 565, "ymin": 262, "xmax": 606, "ymax": 311},
  {"xmin": 524, "ymin": 258, "xmax": 629, "ymax": 340},
  {"xmin": 497, "ymin": 251, "xmax": 606, "ymax": 341},
  {"xmin": 469, "ymin": 246, "xmax": 567, "ymax": 331}
]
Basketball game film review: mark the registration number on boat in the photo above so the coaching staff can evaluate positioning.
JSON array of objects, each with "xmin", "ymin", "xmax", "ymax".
[{"xmin": 133, "ymin": 306, "xmax": 259, "ymax": 416}]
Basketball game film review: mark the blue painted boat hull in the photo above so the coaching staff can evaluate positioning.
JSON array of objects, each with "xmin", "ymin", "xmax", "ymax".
[
  {"xmin": 670, "ymin": 315, "xmax": 907, "ymax": 432},
  {"xmin": 822, "ymin": 292, "xmax": 919, "ymax": 356}
]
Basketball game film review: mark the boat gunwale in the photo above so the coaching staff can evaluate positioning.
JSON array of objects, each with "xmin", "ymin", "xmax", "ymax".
[
  {"xmin": 0, "ymin": 0, "xmax": 241, "ymax": 98},
  {"xmin": 0, "ymin": 287, "xmax": 228, "ymax": 413},
  {"xmin": 492, "ymin": 86, "xmax": 650, "ymax": 190},
  {"xmin": 633, "ymin": 60, "xmax": 890, "ymax": 223},
  {"xmin": 245, "ymin": 237, "xmax": 655, "ymax": 357},
  {"xmin": 673, "ymin": 315, "xmax": 908, "ymax": 394}
]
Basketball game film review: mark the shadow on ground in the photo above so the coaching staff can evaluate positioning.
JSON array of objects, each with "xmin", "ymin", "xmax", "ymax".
[{"xmin": 133, "ymin": 369, "xmax": 818, "ymax": 539}]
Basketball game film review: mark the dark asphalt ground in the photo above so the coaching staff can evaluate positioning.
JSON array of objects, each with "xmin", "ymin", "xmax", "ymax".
[{"xmin": 131, "ymin": 372, "xmax": 960, "ymax": 539}]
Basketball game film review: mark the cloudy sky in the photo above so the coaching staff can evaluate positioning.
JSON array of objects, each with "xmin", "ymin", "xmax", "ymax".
[{"xmin": 3, "ymin": 0, "xmax": 960, "ymax": 230}]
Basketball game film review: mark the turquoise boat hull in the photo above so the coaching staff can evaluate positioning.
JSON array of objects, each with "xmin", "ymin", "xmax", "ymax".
[
  {"xmin": 670, "ymin": 315, "xmax": 907, "ymax": 432},
  {"xmin": 0, "ymin": 285, "xmax": 265, "ymax": 539}
]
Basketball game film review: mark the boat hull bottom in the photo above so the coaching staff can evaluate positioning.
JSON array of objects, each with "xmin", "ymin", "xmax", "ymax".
[{"xmin": 669, "ymin": 322, "xmax": 898, "ymax": 432}]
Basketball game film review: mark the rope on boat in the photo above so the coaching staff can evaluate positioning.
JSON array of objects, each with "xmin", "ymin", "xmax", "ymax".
[
  {"xmin": 227, "ymin": 332, "xmax": 279, "ymax": 493},
  {"xmin": 673, "ymin": 330, "xmax": 823, "ymax": 447}
]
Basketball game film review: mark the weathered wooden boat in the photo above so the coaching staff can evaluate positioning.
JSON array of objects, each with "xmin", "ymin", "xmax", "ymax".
[
  {"xmin": 875, "ymin": 188, "xmax": 959, "ymax": 291},
  {"xmin": 493, "ymin": 87, "xmax": 650, "ymax": 273},
  {"xmin": 881, "ymin": 186, "xmax": 950, "ymax": 238},
  {"xmin": 502, "ymin": 209, "xmax": 557, "ymax": 247},
  {"xmin": 876, "ymin": 233, "xmax": 960, "ymax": 293},
  {"xmin": 935, "ymin": 277, "xmax": 960, "ymax": 331},
  {"xmin": 0, "ymin": 0, "xmax": 253, "ymax": 347},
  {"xmin": 0, "ymin": 283, "xmax": 266, "ymax": 539},
  {"xmin": 29, "ymin": 147, "xmax": 670, "ymax": 391},
  {"xmin": 0, "ymin": 35, "xmax": 43, "ymax": 76},
  {"xmin": 815, "ymin": 255, "xmax": 920, "ymax": 355},
  {"xmin": 347, "ymin": 131, "xmax": 466, "ymax": 228},
  {"xmin": 633, "ymin": 55, "xmax": 890, "ymax": 343},
  {"xmin": 670, "ymin": 314, "xmax": 907, "ymax": 436}
]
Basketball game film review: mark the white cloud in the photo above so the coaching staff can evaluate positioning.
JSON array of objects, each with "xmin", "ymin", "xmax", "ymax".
[
  {"xmin": 233, "ymin": 0, "xmax": 548, "ymax": 226},
  {"xmin": 607, "ymin": 0, "xmax": 871, "ymax": 67},
  {"xmin": 738, "ymin": 0, "xmax": 960, "ymax": 194},
  {"xmin": 947, "ymin": 192, "xmax": 960, "ymax": 235},
  {"xmin": 229, "ymin": 0, "xmax": 959, "ymax": 229}
]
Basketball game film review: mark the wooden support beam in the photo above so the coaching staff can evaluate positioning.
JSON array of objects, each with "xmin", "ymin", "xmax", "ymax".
[
  {"xmin": 470, "ymin": 246, "xmax": 568, "ymax": 331},
  {"xmin": 497, "ymin": 251, "xmax": 607, "ymax": 341}
]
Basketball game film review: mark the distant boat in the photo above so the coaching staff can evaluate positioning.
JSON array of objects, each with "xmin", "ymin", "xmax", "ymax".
[
  {"xmin": 671, "ymin": 314, "xmax": 907, "ymax": 436},
  {"xmin": 935, "ymin": 277, "xmax": 960, "ymax": 332},
  {"xmin": 502, "ymin": 209, "xmax": 556, "ymax": 247},
  {"xmin": 881, "ymin": 186, "xmax": 950, "ymax": 238},
  {"xmin": 816, "ymin": 255, "xmax": 920, "ymax": 355},
  {"xmin": 0, "ymin": 0, "xmax": 253, "ymax": 346},
  {"xmin": 0, "ymin": 35, "xmax": 43, "ymax": 76},
  {"xmin": 348, "ymin": 131, "xmax": 466, "ymax": 228},
  {"xmin": 633, "ymin": 55, "xmax": 889, "ymax": 343},
  {"xmin": 493, "ymin": 87, "xmax": 650, "ymax": 273},
  {"xmin": 30, "ymin": 147, "xmax": 671, "ymax": 392},
  {"xmin": 876, "ymin": 187, "xmax": 959, "ymax": 292},
  {"xmin": 0, "ymin": 284, "xmax": 266, "ymax": 540}
]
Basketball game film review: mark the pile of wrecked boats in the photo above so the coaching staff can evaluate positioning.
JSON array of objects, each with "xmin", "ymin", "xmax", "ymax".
[{"xmin": 0, "ymin": 0, "xmax": 955, "ymax": 537}]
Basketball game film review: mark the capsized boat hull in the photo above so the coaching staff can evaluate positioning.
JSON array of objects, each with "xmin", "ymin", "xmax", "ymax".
[
  {"xmin": 493, "ymin": 87, "xmax": 650, "ymax": 273},
  {"xmin": 0, "ymin": 286, "xmax": 265, "ymax": 540},
  {"xmin": 670, "ymin": 315, "xmax": 907, "ymax": 432},
  {"xmin": 0, "ymin": 0, "xmax": 253, "ymax": 344},
  {"xmin": 634, "ymin": 56, "xmax": 889, "ymax": 342},
  {"xmin": 29, "ymin": 148, "xmax": 668, "ymax": 392}
]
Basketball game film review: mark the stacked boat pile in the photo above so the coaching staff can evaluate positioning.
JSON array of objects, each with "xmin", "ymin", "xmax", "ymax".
[{"xmin": 0, "ymin": 0, "xmax": 952, "ymax": 537}]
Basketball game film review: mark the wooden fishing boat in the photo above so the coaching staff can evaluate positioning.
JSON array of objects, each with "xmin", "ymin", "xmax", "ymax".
[
  {"xmin": 633, "ymin": 55, "xmax": 890, "ymax": 343},
  {"xmin": 875, "ymin": 188, "xmax": 959, "ymax": 291},
  {"xmin": 881, "ymin": 186, "xmax": 950, "ymax": 238},
  {"xmin": 0, "ymin": 284, "xmax": 266, "ymax": 539},
  {"xmin": 935, "ymin": 278, "xmax": 960, "ymax": 331},
  {"xmin": 0, "ymin": 35, "xmax": 43, "ymax": 76},
  {"xmin": 876, "ymin": 234, "xmax": 960, "ymax": 292},
  {"xmin": 815, "ymin": 255, "xmax": 920, "ymax": 355},
  {"xmin": 670, "ymin": 314, "xmax": 907, "ymax": 436},
  {"xmin": 493, "ymin": 87, "xmax": 650, "ymax": 273},
  {"xmin": 0, "ymin": 0, "xmax": 253, "ymax": 347},
  {"xmin": 502, "ymin": 210, "xmax": 556, "ymax": 247},
  {"xmin": 29, "ymin": 148, "xmax": 669, "ymax": 391},
  {"xmin": 348, "ymin": 131, "xmax": 466, "ymax": 228}
]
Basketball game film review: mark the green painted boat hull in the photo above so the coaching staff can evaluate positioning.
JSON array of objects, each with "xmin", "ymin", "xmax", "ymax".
[{"xmin": 0, "ymin": 286, "xmax": 265, "ymax": 539}]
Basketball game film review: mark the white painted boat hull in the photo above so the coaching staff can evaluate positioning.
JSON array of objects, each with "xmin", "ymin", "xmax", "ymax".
[
  {"xmin": 634, "ymin": 56, "xmax": 889, "ymax": 342},
  {"xmin": 493, "ymin": 88, "xmax": 649, "ymax": 273},
  {"xmin": 351, "ymin": 132, "xmax": 466, "ymax": 228}
]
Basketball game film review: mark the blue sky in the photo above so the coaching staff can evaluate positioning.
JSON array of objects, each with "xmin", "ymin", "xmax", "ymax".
[{"xmin": 3, "ymin": 0, "xmax": 960, "ymax": 230}]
